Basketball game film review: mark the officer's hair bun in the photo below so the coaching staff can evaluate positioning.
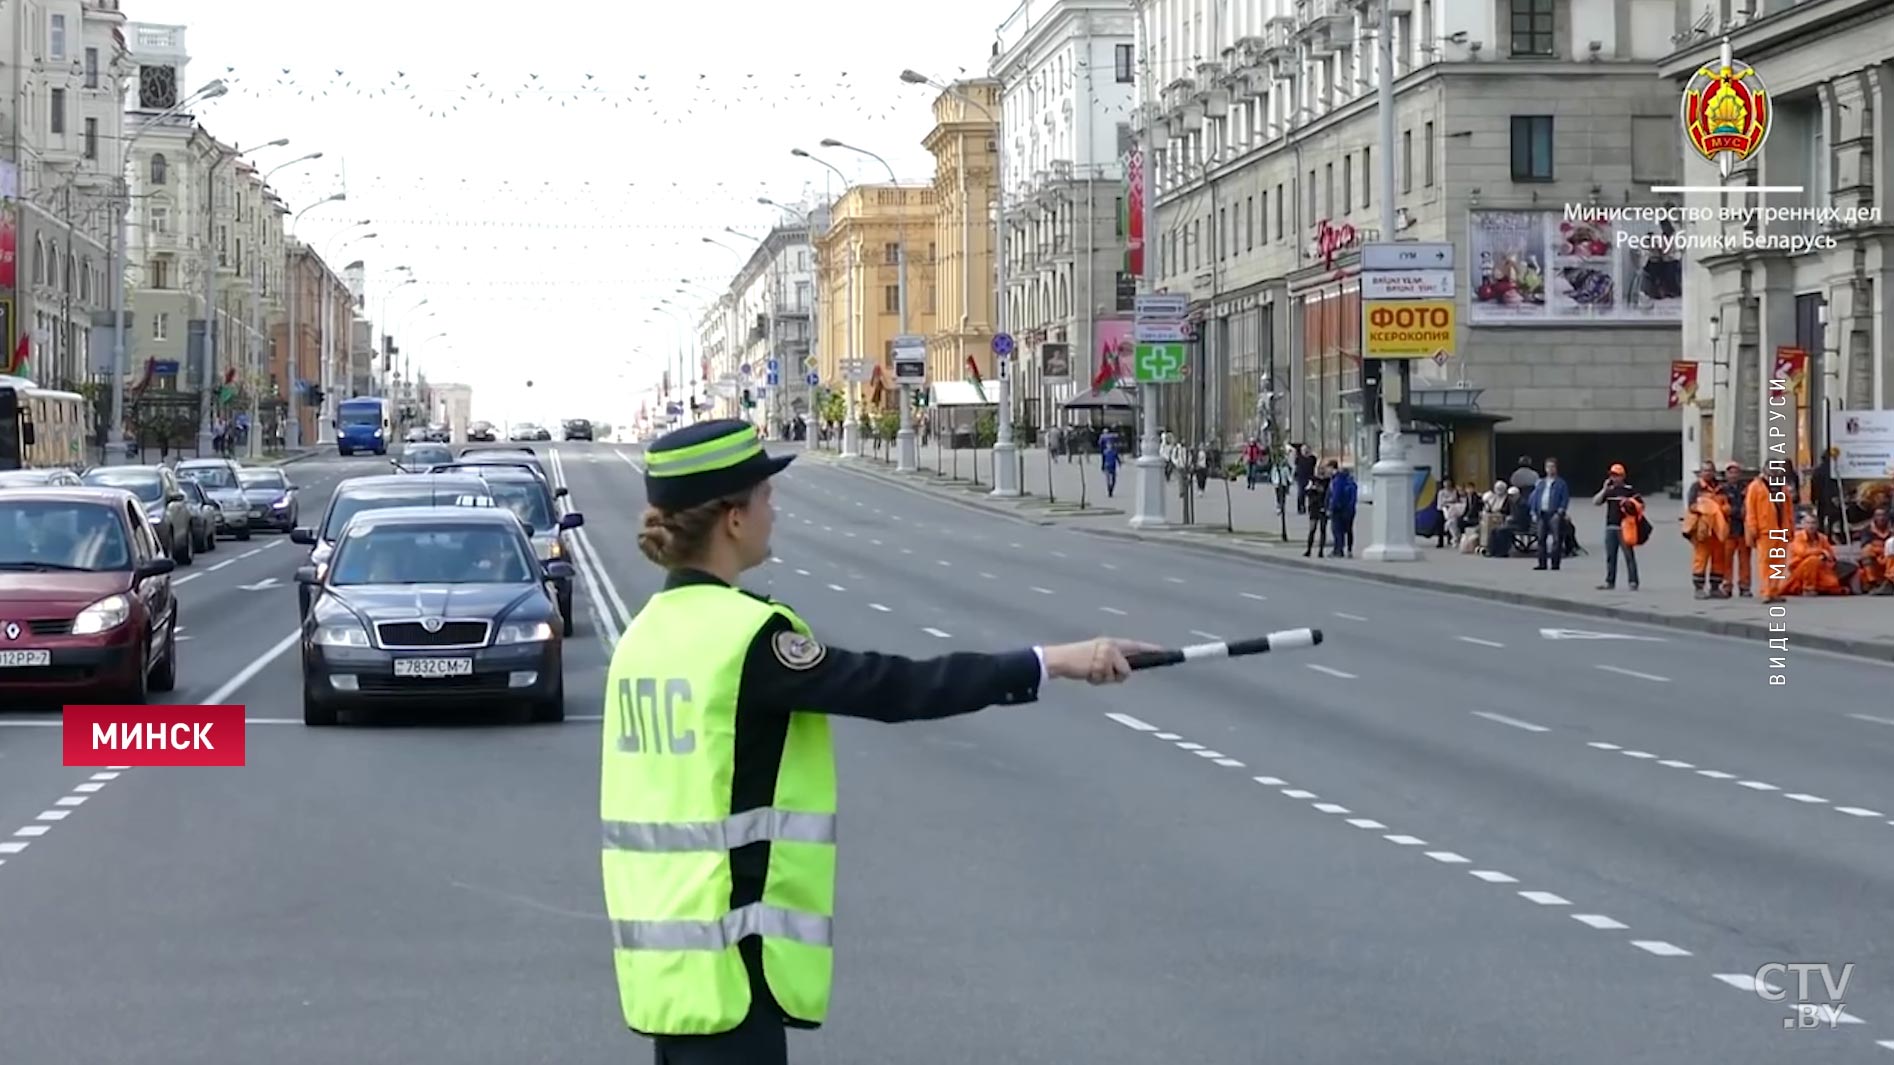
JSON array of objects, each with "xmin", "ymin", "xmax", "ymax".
[{"xmin": 638, "ymin": 501, "xmax": 729, "ymax": 568}]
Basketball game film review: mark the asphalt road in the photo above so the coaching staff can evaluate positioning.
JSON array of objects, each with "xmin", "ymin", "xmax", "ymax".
[{"xmin": 1, "ymin": 440, "xmax": 1889, "ymax": 1063}]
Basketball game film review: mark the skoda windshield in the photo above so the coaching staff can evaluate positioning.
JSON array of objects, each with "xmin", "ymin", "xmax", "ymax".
[
  {"xmin": 484, "ymin": 479, "xmax": 554, "ymax": 532},
  {"xmin": 328, "ymin": 523, "xmax": 535, "ymax": 586}
]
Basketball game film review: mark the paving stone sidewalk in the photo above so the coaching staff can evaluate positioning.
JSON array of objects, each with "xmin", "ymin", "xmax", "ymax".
[{"xmin": 802, "ymin": 440, "xmax": 1894, "ymax": 662}]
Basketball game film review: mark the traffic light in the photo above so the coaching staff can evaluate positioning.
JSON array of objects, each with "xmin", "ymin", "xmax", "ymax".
[
  {"xmin": 911, "ymin": 389, "xmax": 928, "ymax": 409},
  {"xmin": 307, "ymin": 385, "xmax": 324, "ymax": 408},
  {"xmin": 741, "ymin": 389, "xmax": 754, "ymax": 410}
]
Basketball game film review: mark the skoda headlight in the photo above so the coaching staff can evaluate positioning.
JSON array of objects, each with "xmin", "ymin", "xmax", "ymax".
[
  {"xmin": 494, "ymin": 619, "xmax": 554, "ymax": 644},
  {"xmin": 71, "ymin": 594, "xmax": 132, "ymax": 636},
  {"xmin": 272, "ymin": 496, "xmax": 291, "ymax": 509},
  {"xmin": 312, "ymin": 622, "xmax": 371, "ymax": 647}
]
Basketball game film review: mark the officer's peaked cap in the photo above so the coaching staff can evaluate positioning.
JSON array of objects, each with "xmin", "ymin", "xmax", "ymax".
[{"xmin": 643, "ymin": 419, "xmax": 794, "ymax": 510}]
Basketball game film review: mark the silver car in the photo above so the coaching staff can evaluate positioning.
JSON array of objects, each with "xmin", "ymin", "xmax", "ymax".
[
  {"xmin": 175, "ymin": 478, "xmax": 220, "ymax": 554},
  {"xmin": 174, "ymin": 459, "xmax": 253, "ymax": 541},
  {"xmin": 235, "ymin": 467, "xmax": 300, "ymax": 531}
]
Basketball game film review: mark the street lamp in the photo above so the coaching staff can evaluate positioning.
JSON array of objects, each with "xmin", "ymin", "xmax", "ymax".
[
  {"xmin": 790, "ymin": 149, "xmax": 861, "ymax": 459},
  {"xmin": 818, "ymin": 138, "xmax": 917, "ymax": 473},
  {"xmin": 107, "ymin": 78, "xmax": 228, "ymax": 463},
  {"xmin": 281, "ymin": 195, "xmax": 348, "ymax": 451},
  {"xmin": 901, "ymin": 69, "xmax": 1018, "ymax": 496},
  {"xmin": 196, "ymin": 135, "xmax": 291, "ymax": 457},
  {"xmin": 237, "ymin": 151, "xmax": 323, "ymax": 459}
]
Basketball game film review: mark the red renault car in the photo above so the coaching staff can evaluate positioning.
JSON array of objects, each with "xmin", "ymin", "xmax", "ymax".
[{"xmin": 0, "ymin": 487, "xmax": 180, "ymax": 706}]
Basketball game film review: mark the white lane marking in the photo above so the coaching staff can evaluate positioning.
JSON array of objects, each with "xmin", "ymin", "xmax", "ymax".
[
  {"xmin": 1213, "ymin": 758, "xmax": 1245, "ymax": 767},
  {"xmin": 1848, "ymin": 713, "xmax": 1894, "ymax": 728},
  {"xmin": 1784, "ymin": 793, "xmax": 1829, "ymax": 804},
  {"xmin": 204, "ymin": 629, "xmax": 302, "ymax": 705},
  {"xmin": 1587, "ymin": 742, "xmax": 1623, "ymax": 750},
  {"xmin": 1596, "ymin": 664, "xmax": 1670, "ymax": 682},
  {"xmin": 844, "ymin": 532, "xmax": 857, "ymax": 538},
  {"xmin": 822, "ymin": 526, "xmax": 833, "ymax": 533},
  {"xmin": 922, "ymin": 627, "xmax": 952, "ymax": 638},
  {"xmin": 794, "ymin": 568, "xmax": 810, "ymax": 576},
  {"xmin": 1311, "ymin": 803, "xmax": 1351, "ymax": 814},
  {"xmin": 1154, "ymin": 732, "xmax": 1181, "ymax": 740},
  {"xmin": 1472, "ymin": 711, "xmax": 1549, "ymax": 733},
  {"xmin": 1101, "ymin": 562, "xmax": 1118, "ymax": 571},
  {"xmin": 173, "ymin": 573, "xmax": 200, "ymax": 585},
  {"xmin": 207, "ymin": 559, "xmax": 235, "ymax": 571},
  {"xmin": 1164, "ymin": 576, "xmax": 1185, "ymax": 584},
  {"xmin": 1696, "ymin": 769, "xmax": 1736, "ymax": 779},
  {"xmin": 1457, "ymin": 636, "xmax": 1506, "ymax": 648},
  {"xmin": 1051, "ymin": 550, "xmax": 1067, "ymax": 558},
  {"xmin": 1280, "ymin": 788, "xmax": 1318, "ymax": 799},
  {"xmin": 1426, "ymin": 851, "xmax": 1470, "ymax": 864},
  {"xmin": 1029, "ymin": 586, "xmax": 1054, "ymax": 595},
  {"xmin": 1333, "ymin": 612, "xmax": 1368, "ymax": 621},
  {"xmin": 1346, "ymin": 818, "xmax": 1387, "ymax": 829},
  {"xmin": 1469, "ymin": 870, "xmax": 1518, "ymax": 883},
  {"xmin": 239, "ymin": 547, "xmax": 264, "ymax": 559},
  {"xmin": 900, "ymin": 548, "xmax": 913, "ymax": 555},
  {"xmin": 1240, "ymin": 592, "xmax": 1266, "ymax": 600},
  {"xmin": 1574, "ymin": 914, "xmax": 1629, "ymax": 930},
  {"xmin": 979, "ymin": 572, "xmax": 996, "ymax": 580},
  {"xmin": 1630, "ymin": 940, "xmax": 1692, "ymax": 957},
  {"xmin": 1306, "ymin": 664, "xmax": 1356, "ymax": 679},
  {"xmin": 870, "ymin": 539, "xmax": 883, "ymax": 546},
  {"xmin": 1100, "ymin": 606, "xmax": 1127, "ymax": 616},
  {"xmin": 936, "ymin": 559, "xmax": 950, "ymax": 566},
  {"xmin": 1252, "ymin": 776, "xmax": 1287, "ymax": 786},
  {"xmin": 1736, "ymin": 780, "xmax": 1779, "ymax": 791},
  {"xmin": 1713, "ymin": 973, "xmax": 1779, "ymax": 993},
  {"xmin": 1190, "ymin": 630, "xmax": 1222, "ymax": 641},
  {"xmin": 1384, "ymin": 835, "xmax": 1428, "ymax": 846},
  {"xmin": 13, "ymin": 826, "xmax": 50, "ymax": 837},
  {"xmin": 868, "ymin": 603, "xmax": 891, "ymax": 612},
  {"xmin": 35, "ymin": 810, "xmax": 70, "ymax": 821},
  {"xmin": 1836, "ymin": 806, "xmax": 1885, "ymax": 818},
  {"xmin": 1519, "ymin": 891, "xmax": 1570, "ymax": 906},
  {"xmin": 826, "ymin": 583, "xmax": 846, "ymax": 592},
  {"xmin": 53, "ymin": 796, "xmax": 86, "ymax": 807},
  {"xmin": 1622, "ymin": 750, "xmax": 1658, "ymax": 759},
  {"xmin": 1105, "ymin": 712, "xmax": 1157, "ymax": 731},
  {"xmin": 1009, "ymin": 542, "xmax": 1022, "ymax": 549},
  {"xmin": 1656, "ymin": 759, "xmax": 1695, "ymax": 769},
  {"xmin": 1192, "ymin": 750, "xmax": 1225, "ymax": 759},
  {"xmin": 1175, "ymin": 742, "xmax": 1204, "ymax": 751}
]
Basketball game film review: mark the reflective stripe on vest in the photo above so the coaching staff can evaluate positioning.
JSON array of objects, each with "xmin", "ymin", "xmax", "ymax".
[{"xmin": 600, "ymin": 585, "xmax": 836, "ymax": 1037}]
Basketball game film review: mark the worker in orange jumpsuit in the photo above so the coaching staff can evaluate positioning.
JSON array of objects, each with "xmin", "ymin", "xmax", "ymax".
[
  {"xmin": 1685, "ymin": 464, "xmax": 1731, "ymax": 598},
  {"xmin": 1858, "ymin": 506, "xmax": 1893, "ymax": 595},
  {"xmin": 1744, "ymin": 466, "xmax": 1795, "ymax": 604},
  {"xmin": 1719, "ymin": 462, "xmax": 1751, "ymax": 596},
  {"xmin": 1783, "ymin": 510, "xmax": 1848, "ymax": 596}
]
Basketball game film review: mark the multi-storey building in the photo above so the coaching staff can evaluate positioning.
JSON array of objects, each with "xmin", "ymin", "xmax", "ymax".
[
  {"xmin": 726, "ymin": 222, "xmax": 816, "ymax": 433},
  {"xmin": 922, "ymin": 78, "xmax": 1002, "ymax": 408},
  {"xmin": 2, "ymin": 0, "xmax": 131, "ymax": 389},
  {"xmin": 812, "ymin": 184, "xmax": 938, "ymax": 412},
  {"xmin": 693, "ymin": 293, "xmax": 737, "ymax": 418},
  {"xmin": 1134, "ymin": 0, "xmax": 1689, "ymax": 485},
  {"xmin": 994, "ymin": 0, "xmax": 1139, "ymax": 428},
  {"xmin": 268, "ymin": 244, "xmax": 351, "ymax": 448},
  {"xmin": 1660, "ymin": 0, "xmax": 1893, "ymax": 478}
]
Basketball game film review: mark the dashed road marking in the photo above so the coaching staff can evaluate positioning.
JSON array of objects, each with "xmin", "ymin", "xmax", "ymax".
[
  {"xmin": 1164, "ymin": 576, "xmax": 1185, "ymax": 584},
  {"xmin": 1346, "ymin": 818, "xmax": 1387, "ymax": 830},
  {"xmin": 1630, "ymin": 941, "xmax": 1691, "ymax": 957},
  {"xmin": 1306, "ymin": 664, "xmax": 1356, "ymax": 679},
  {"xmin": 1457, "ymin": 636, "xmax": 1506, "ymax": 648},
  {"xmin": 1029, "ymin": 586, "xmax": 1054, "ymax": 595},
  {"xmin": 1312, "ymin": 803, "xmax": 1351, "ymax": 814},
  {"xmin": 1106, "ymin": 712, "xmax": 1157, "ymax": 731},
  {"xmin": 1849, "ymin": 713, "xmax": 1894, "ymax": 728},
  {"xmin": 207, "ymin": 559, "xmax": 235, "ymax": 572},
  {"xmin": 936, "ymin": 559, "xmax": 950, "ymax": 566},
  {"xmin": 794, "ymin": 568, "xmax": 811, "ymax": 576},
  {"xmin": 1384, "ymin": 834, "xmax": 1428, "ymax": 846},
  {"xmin": 1472, "ymin": 711, "xmax": 1549, "ymax": 732},
  {"xmin": 1333, "ymin": 612, "xmax": 1367, "ymax": 621},
  {"xmin": 826, "ymin": 583, "xmax": 846, "ymax": 592},
  {"xmin": 922, "ymin": 627, "xmax": 952, "ymax": 638},
  {"xmin": 1469, "ymin": 870, "xmax": 1518, "ymax": 884},
  {"xmin": 1837, "ymin": 806, "xmax": 1885, "ymax": 818},
  {"xmin": 1596, "ymin": 664, "xmax": 1670, "ymax": 682},
  {"xmin": 979, "ymin": 572, "xmax": 996, "ymax": 579},
  {"xmin": 1100, "ymin": 606, "xmax": 1127, "ymax": 616},
  {"xmin": 1426, "ymin": 851, "xmax": 1470, "ymax": 864},
  {"xmin": 1240, "ymin": 592, "xmax": 1266, "ymax": 601},
  {"xmin": 0, "ymin": 770, "xmax": 133, "ymax": 870},
  {"xmin": 869, "ymin": 603, "xmax": 891, "ymax": 612},
  {"xmin": 1190, "ymin": 630, "xmax": 1222, "ymax": 641},
  {"xmin": 1518, "ymin": 891, "xmax": 1570, "ymax": 906},
  {"xmin": 1574, "ymin": 914, "xmax": 1629, "ymax": 930},
  {"xmin": 1101, "ymin": 562, "xmax": 1118, "ymax": 571}
]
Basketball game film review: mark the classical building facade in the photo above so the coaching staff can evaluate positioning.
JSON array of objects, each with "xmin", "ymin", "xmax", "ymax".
[
  {"xmin": 994, "ymin": 0, "xmax": 1138, "ymax": 428},
  {"xmin": 1661, "ymin": 0, "xmax": 1893, "ymax": 478},
  {"xmin": 813, "ymin": 184, "xmax": 938, "ymax": 411},
  {"xmin": 1135, "ymin": 0, "xmax": 1690, "ymax": 485},
  {"xmin": 922, "ymin": 78, "xmax": 1002, "ymax": 401},
  {"xmin": 726, "ymin": 222, "xmax": 816, "ymax": 431}
]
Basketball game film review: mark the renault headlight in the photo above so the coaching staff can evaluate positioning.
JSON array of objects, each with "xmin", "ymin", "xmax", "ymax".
[
  {"xmin": 71, "ymin": 594, "xmax": 131, "ymax": 635},
  {"xmin": 312, "ymin": 622, "xmax": 371, "ymax": 647},
  {"xmin": 494, "ymin": 620, "xmax": 554, "ymax": 644}
]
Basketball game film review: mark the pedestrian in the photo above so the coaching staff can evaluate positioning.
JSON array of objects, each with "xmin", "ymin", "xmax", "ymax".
[
  {"xmin": 1242, "ymin": 437, "xmax": 1263, "ymax": 489},
  {"xmin": 1592, "ymin": 463, "xmax": 1641, "ymax": 591},
  {"xmin": 1327, "ymin": 463, "xmax": 1358, "ymax": 557},
  {"xmin": 1293, "ymin": 445, "xmax": 1315, "ymax": 513},
  {"xmin": 1685, "ymin": 463, "xmax": 1731, "ymax": 598},
  {"xmin": 1099, "ymin": 430, "xmax": 1120, "ymax": 497},
  {"xmin": 1718, "ymin": 462, "xmax": 1751, "ymax": 596},
  {"xmin": 605, "ymin": 418, "xmax": 1158, "ymax": 1065},
  {"xmin": 1303, "ymin": 462, "xmax": 1332, "ymax": 558},
  {"xmin": 1527, "ymin": 458, "xmax": 1569, "ymax": 571},
  {"xmin": 1744, "ymin": 465, "xmax": 1794, "ymax": 603}
]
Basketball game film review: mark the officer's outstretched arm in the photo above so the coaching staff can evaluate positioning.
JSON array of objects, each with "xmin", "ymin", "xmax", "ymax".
[{"xmin": 740, "ymin": 614, "xmax": 1041, "ymax": 723}]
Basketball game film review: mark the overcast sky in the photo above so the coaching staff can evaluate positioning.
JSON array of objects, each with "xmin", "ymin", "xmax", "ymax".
[{"xmin": 138, "ymin": 0, "xmax": 1000, "ymax": 426}]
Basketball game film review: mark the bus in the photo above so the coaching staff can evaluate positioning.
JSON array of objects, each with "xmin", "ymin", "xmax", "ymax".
[
  {"xmin": 0, "ymin": 374, "xmax": 92, "ymax": 471},
  {"xmin": 334, "ymin": 395, "xmax": 392, "ymax": 456}
]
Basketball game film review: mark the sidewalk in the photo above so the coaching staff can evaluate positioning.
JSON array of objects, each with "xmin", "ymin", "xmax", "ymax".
[{"xmin": 802, "ymin": 440, "xmax": 1894, "ymax": 662}]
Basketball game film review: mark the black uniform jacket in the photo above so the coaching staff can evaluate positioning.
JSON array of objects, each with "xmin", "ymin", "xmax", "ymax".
[{"xmin": 662, "ymin": 568, "xmax": 1044, "ymax": 1028}]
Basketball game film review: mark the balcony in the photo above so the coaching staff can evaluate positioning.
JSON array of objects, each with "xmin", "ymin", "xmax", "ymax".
[
  {"xmin": 1194, "ymin": 62, "xmax": 1231, "ymax": 119},
  {"xmin": 1263, "ymin": 17, "xmax": 1297, "ymax": 61},
  {"xmin": 1298, "ymin": 0, "xmax": 1353, "ymax": 53}
]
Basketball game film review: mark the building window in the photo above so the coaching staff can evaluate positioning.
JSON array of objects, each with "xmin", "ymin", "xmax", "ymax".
[
  {"xmin": 1218, "ymin": 207, "xmax": 1227, "ymax": 259},
  {"xmin": 1342, "ymin": 157, "xmax": 1353, "ymax": 214},
  {"xmin": 884, "ymin": 284, "xmax": 899, "ymax": 313},
  {"xmin": 1509, "ymin": 0, "xmax": 1555, "ymax": 57},
  {"xmin": 150, "ymin": 206, "xmax": 169, "ymax": 234},
  {"xmin": 1510, "ymin": 115, "xmax": 1554, "ymax": 181},
  {"xmin": 1260, "ymin": 191, "xmax": 1269, "ymax": 244},
  {"xmin": 1423, "ymin": 122, "xmax": 1435, "ymax": 186},
  {"xmin": 1275, "ymin": 184, "xmax": 1284, "ymax": 240},
  {"xmin": 1115, "ymin": 43, "xmax": 1135, "ymax": 82},
  {"xmin": 84, "ymin": 118, "xmax": 97, "ymax": 160},
  {"xmin": 884, "ymin": 242, "xmax": 900, "ymax": 264},
  {"xmin": 1362, "ymin": 147, "xmax": 1371, "ymax": 209},
  {"xmin": 84, "ymin": 47, "xmax": 99, "ymax": 89},
  {"xmin": 150, "ymin": 154, "xmax": 168, "ymax": 185},
  {"xmin": 1324, "ymin": 163, "xmax": 1334, "ymax": 216},
  {"xmin": 50, "ymin": 88, "xmax": 66, "ymax": 135},
  {"xmin": 153, "ymin": 312, "xmax": 170, "ymax": 340},
  {"xmin": 1247, "ymin": 196, "xmax": 1255, "ymax": 250},
  {"xmin": 1402, "ymin": 130, "xmax": 1413, "ymax": 192},
  {"xmin": 150, "ymin": 259, "xmax": 169, "ymax": 289},
  {"xmin": 1115, "ymin": 196, "xmax": 1125, "ymax": 238},
  {"xmin": 50, "ymin": 14, "xmax": 66, "ymax": 60}
]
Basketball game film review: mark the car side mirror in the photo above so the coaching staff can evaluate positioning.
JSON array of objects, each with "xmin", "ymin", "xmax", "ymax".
[
  {"xmin": 135, "ymin": 557, "xmax": 177, "ymax": 581},
  {"xmin": 294, "ymin": 565, "xmax": 320, "ymax": 585},
  {"xmin": 166, "ymin": 493, "xmax": 184, "ymax": 503},
  {"xmin": 543, "ymin": 560, "xmax": 576, "ymax": 581},
  {"xmin": 554, "ymin": 486, "xmax": 569, "ymax": 498},
  {"xmin": 289, "ymin": 527, "xmax": 316, "ymax": 545},
  {"xmin": 285, "ymin": 484, "xmax": 300, "ymax": 491},
  {"xmin": 20, "ymin": 421, "xmax": 35, "ymax": 447},
  {"xmin": 558, "ymin": 511, "xmax": 584, "ymax": 530}
]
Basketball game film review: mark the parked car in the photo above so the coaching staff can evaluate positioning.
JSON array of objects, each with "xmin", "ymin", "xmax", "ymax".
[
  {"xmin": 0, "ymin": 486, "xmax": 180, "ymax": 705},
  {"xmin": 175, "ymin": 478, "xmax": 219, "ymax": 554},
  {"xmin": 174, "ymin": 458, "xmax": 253, "ymax": 541},
  {"xmin": 79, "ymin": 464, "xmax": 196, "ymax": 564}
]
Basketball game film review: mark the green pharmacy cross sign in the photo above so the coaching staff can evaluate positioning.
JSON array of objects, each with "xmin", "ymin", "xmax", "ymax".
[{"xmin": 1133, "ymin": 342, "xmax": 1187, "ymax": 383}]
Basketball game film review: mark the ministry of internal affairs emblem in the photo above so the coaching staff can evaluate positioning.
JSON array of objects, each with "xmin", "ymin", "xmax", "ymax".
[{"xmin": 1682, "ymin": 39, "xmax": 1771, "ymax": 177}]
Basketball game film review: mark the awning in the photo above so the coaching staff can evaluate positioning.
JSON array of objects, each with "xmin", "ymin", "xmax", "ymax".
[
  {"xmin": 930, "ymin": 380, "xmax": 998, "ymax": 407},
  {"xmin": 1407, "ymin": 404, "xmax": 1511, "ymax": 426},
  {"xmin": 1061, "ymin": 386, "xmax": 1136, "ymax": 410}
]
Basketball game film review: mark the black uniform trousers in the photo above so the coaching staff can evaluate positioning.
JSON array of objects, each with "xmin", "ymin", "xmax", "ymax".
[{"xmin": 650, "ymin": 1007, "xmax": 788, "ymax": 1065}]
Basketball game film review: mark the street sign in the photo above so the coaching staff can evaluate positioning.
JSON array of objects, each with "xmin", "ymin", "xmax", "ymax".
[
  {"xmin": 805, "ymin": 371, "xmax": 821, "ymax": 387},
  {"xmin": 766, "ymin": 370, "xmax": 781, "ymax": 387},
  {"xmin": 739, "ymin": 363, "xmax": 752, "ymax": 377},
  {"xmin": 1132, "ymin": 342, "xmax": 1187, "ymax": 383},
  {"xmin": 1134, "ymin": 321, "xmax": 1188, "ymax": 343},
  {"xmin": 840, "ymin": 357, "xmax": 869, "ymax": 383},
  {"xmin": 1361, "ymin": 242, "xmax": 1454, "ymax": 271},
  {"xmin": 1134, "ymin": 293, "xmax": 1188, "ymax": 319},
  {"xmin": 1361, "ymin": 270, "xmax": 1455, "ymax": 300},
  {"xmin": 803, "ymin": 355, "xmax": 818, "ymax": 371},
  {"xmin": 892, "ymin": 333, "xmax": 927, "ymax": 386},
  {"xmin": 766, "ymin": 358, "xmax": 779, "ymax": 374},
  {"xmin": 991, "ymin": 332, "xmax": 1015, "ymax": 357},
  {"xmin": 1363, "ymin": 299, "xmax": 1455, "ymax": 358}
]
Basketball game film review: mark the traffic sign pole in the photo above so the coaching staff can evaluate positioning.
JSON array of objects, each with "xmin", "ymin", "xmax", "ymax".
[{"xmin": 989, "ymin": 332, "xmax": 1021, "ymax": 497}]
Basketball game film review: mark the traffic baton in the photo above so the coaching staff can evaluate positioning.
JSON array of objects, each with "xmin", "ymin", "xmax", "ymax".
[{"xmin": 1124, "ymin": 628, "xmax": 1323, "ymax": 671}]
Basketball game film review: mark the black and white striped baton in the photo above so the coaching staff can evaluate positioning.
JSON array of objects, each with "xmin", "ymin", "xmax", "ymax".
[{"xmin": 1124, "ymin": 628, "xmax": 1324, "ymax": 671}]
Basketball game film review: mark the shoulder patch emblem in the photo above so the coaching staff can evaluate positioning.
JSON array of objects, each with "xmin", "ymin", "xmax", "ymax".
[{"xmin": 772, "ymin": 630, "xmax": 826, "ymax": 671}]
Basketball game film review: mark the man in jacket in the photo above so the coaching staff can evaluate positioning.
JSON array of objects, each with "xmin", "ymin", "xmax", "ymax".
[
  {"xmin": 1743, "ymin": 466, "xmax": 1794, "ymax": 603},
  {"xmin": 1528, "ymin": 458, "xmax": 1570, "ymax": 571},
  {"xmin": 1685, "ymin": 463, "xmax": 1732, "ymax": 597},
  {"xmin": 1592, "ymin": 462, "xmax": 1639, "ymax": 590},
  {"xmin": 1718, "ymin": 462, "xmax": 1751, "ymax": 596}
]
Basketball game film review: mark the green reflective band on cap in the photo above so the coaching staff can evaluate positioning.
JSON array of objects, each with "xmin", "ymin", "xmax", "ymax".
[
  {"xmin": 646, "ymin": 426, "xmax": 763, "ymax": 478},
  {"xmin": 611, "ymin": 902, "xmax": 834, "ymax": 951},
  {"xmin": 603, "ymin": 808, "xmax": 837, "ymax": 853}
]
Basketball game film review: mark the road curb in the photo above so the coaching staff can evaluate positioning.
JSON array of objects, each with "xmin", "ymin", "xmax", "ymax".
[
  {"xmin": 809, "ymin": 453, "xmax": 1058, "ymax": 527},
  {"xmin": 1069, "ymin": 524, "xmax": 1894, "ymax": 663}
]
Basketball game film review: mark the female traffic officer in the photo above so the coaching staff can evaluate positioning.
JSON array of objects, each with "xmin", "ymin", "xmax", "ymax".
[{"xmin": 601, "ymin": 418, "xmax": 1154, "ymax": 1065}]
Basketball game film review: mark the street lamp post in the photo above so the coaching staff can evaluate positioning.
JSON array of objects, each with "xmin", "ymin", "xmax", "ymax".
[
  {"xmin": 820, "ymin": 138, "xmax": 916, "ymax": 473},
  {"xmin": 283, "ymin": 196, "xmax": 348, "ymax": 450},
  {"xmin": 317, "ymin": 226, "xmax": 376, "ymax": 445},
  {"xmin": 1361, "ymin": 0, "xmax": 1419, "ymax": 562},
  {"xmin": 108, "ymin": 78, "xmax": 228, "ymax": 464},
  {"xmin": 901, "ymin": 71, "xmax": 1016, "ymax": 496},
  {"xmin": 761, "ymin": 196, "xmax": 819, "ymax": 444},
  {"xmin": 790, "ymin": 148, "xmax": 861, "ymax": 459},
  {"xmin": 247, "ymin": 151, "xmax": 323, "ymax": 458},
  {"xmin": 198, "ymin": 136, "xmax": 289, "ymax": 457}
]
